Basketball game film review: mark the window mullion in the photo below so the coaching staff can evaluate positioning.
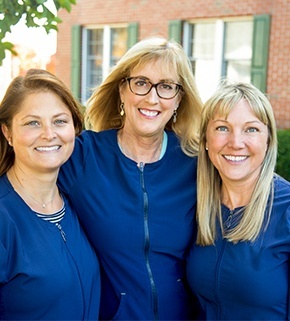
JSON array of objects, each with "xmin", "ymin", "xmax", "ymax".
[
  {"xmin": 215, "ymin": 19, "xmax": 224, "ymax": 81},
  {"xmin": 103, "ymin": 26, "xmax": 111, "ymax": 80}
]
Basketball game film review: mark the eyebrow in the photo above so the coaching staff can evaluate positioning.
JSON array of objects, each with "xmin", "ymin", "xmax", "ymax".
[
  {"xmin": 21, "ymin": 112, "xmax": 70, "ymax": 120},
  {"xmin": 212, "ymin": 119, "xmax": 263, "ymax": 125},
  {"xmin": 131, "ymin": 76, "xmax": 177, "ymax": 83}
]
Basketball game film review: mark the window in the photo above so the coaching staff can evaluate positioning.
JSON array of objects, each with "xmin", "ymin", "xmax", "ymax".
[
  {"xmin": 82, "ymin": 25, "xmax": 128, "ymax": 103},
  {"xmin": 185, "ymin": 18, "xmax": 253, "ymax": 102},
  {"xmin": 224, "ymin": 21, "xmax": 253, "ymax": 83}
]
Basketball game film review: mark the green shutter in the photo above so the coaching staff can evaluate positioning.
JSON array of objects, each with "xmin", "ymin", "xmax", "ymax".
[
  {"xmin": 71, "ymin": 25, "xmax": 81, "ymax": 99},
  {"xmin": 127, "ymin": 23, "xmax": 139, "ymax": 49},
  {"xmin": 168, "ymin": 20, "xmax": 182, "ymax": 43},
  {"xmin": 251, "ymin": 14, "xmax": 271, "ymax": 92}
]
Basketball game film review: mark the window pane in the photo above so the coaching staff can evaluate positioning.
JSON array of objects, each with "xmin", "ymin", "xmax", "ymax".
[
  {"xmin": 86, "ymin": 29, "xmax": 103, "ymax": 99},
  {"xmin": 110, "ymin": 28, "xmax": 127, "ymax": 67},
  {"xmin": 189, "ymin": 23, "xmax": 216, "ymax": 102},
  {"xmin": 224, "ymin": 20, "xmax": 253, "ymax": 83},
  {"xmin": 191, "ymin": 23, "xmax": 215, "ymax": 59},
  {"xmin": 226, "ymin": 60, "xmax": 251, "ymax": 83},
  {"xmin": 83, "ymin": 26, "xmax": 128, "ymax": 102},
  {"xmin": 225, "ymin": 21, "xmax": 253, "ymax": 60}
]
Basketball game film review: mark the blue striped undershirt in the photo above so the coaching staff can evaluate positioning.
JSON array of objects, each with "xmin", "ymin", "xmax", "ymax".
[{"xmin": 36, "ymin": 203, "xmax": 65, "ymax": 224}]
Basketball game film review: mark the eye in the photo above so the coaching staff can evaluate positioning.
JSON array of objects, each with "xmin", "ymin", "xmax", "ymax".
[
  {"xmin": 246, "ymin": 127, "xmax": 259, "ymax": 133},
  {"xmin": 54, "ymin": 119, "xmax": 68, "ymax": 125},
  {"xmin": 25, "ymin": 120, "xmax": 40, "ymax": 126},
  {"xmin": 159, "ymin": 82, "xmax": 174, "ymax": 91},
  {"xmin": 134, "ymin": 78, "xmax": 149, "ymax": 87},
  {"xmin": 216, "ymin": 126, "xmax": 229, "ymax": 132}
]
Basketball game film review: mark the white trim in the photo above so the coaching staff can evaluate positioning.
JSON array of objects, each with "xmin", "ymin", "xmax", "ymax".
[
  {"xmin": 103, "ymin": 26, "xmax": 111, "ymax": 79},
  {"xmin": 214, "ymin": 20, "xmax": 224, "ymax": 86},
  {"xmin": 81, "ymin": 28, "xmax": 88, "ymax": 105}
]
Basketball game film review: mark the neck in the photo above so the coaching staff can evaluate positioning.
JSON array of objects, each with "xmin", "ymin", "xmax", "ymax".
[
  {"xmin": 221, "ymin": 183, "xmax": 255, "ymax": 210},
  {"xmin": 7, "ymin": 166, "xmax": 60, "ymax": 213},
  {"xmin": 118, "ymin": 129, "xmax": 164, "ymax": 164},
  {"xmin": 221, "ymin": 172, "xmax": 260, "ymax": 210}
]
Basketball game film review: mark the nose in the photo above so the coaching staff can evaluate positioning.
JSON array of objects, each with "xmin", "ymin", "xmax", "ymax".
[
  {"xmin": 227, "ymin": 131, "xmax": 245, "ymax": 149},
  {"xmin": 41, "ymin": 124, "xmax": 57, "ymax": 140},
  {"xmin": 145, "ymin": 86, "xmax": 159, "ymax": 103}
]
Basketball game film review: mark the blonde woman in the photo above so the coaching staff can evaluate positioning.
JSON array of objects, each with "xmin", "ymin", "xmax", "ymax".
[
  {"xmin": 58, "ymin": 37, "xmax": 203, "ymax": 320},
  {"xmin": 187, "ymin": 81, "xmax": 290, "ymax": 320}
]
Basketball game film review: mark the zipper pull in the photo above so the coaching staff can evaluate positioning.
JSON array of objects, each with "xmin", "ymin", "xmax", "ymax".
[
  {"xmin": 56, "ymin": 223, "xmax": 67, "ymax": 242},
  {"xmin": 225, "ymin": 210, "xmax": 234, "ymax": 228},
  {"xmin": 138, "ymin": 162, "xmax": 144, "ymax": 172}
]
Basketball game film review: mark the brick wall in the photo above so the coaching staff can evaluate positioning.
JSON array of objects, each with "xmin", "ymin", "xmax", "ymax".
[{"xmin": 56, "ymin": 0, "xmax": 290, "ymax": 129}]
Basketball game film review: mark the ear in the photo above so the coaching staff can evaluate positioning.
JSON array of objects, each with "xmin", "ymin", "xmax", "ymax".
[
  {"xmin": 175, "ymin": 91, "xmax": 183, "ymax": 107},
  {"xmin": 119, "ymin": 79, "xmax": 126, "ymax": 102},
  {"xmin": 1, "ymin": 124, "xmax": 11, "ymax": 144}
]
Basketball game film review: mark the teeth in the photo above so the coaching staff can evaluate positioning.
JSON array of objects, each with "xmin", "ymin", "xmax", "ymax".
[
  {"xmin": 139, "ymin": 109, "xmax": 159, "ymax": 117},
  {"xmin": 36, "ymin": 146, "xmax": 60, "ymax": 151},
  {"xmin": 224, "ymin": 155, "xmax": 247, "ymax": 162}
]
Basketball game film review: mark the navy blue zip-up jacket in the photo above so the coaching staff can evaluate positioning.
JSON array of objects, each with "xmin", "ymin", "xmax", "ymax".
[
  {"xmin": 0, "ymin": 174, "xmax": 100, "ymax": 320},
  {"xmin": 187, "ymin": 175, "xmax": 290, "ymax": 320},
  {"xmin": 58, "ymin": 129, "xmax": 198, "ymax": 320}
]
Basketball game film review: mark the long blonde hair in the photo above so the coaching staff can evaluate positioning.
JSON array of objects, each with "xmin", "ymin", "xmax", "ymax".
[
  {"xmin": 197, "ymin": 81, "xmax": 277, "ymax": 245},
  {"xmin": 85, "ymin": 37, "xmax": 202, "ymax": 156}
]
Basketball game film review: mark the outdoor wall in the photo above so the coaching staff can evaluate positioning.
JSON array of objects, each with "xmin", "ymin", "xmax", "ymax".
[{"xmin": 56, "ymin": 0, "xmax": 290, "ymax": 129}]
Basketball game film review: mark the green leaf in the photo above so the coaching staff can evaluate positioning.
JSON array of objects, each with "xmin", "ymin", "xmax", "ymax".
[
  {"xmin": 0, "ymin": 0, "xmax": 76, "ymax": 65},
  {"xmin": 0, "ymin": 47, "xmax": 6, "ymax": 66},
  {"xmin": 57, "ymin": 0, "xmax": 72, "ymax": 12}
]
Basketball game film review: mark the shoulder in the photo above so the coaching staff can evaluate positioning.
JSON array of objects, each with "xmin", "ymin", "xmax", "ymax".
[
  {"xmin": 273, "ymin": 175, "xmax": 290, "ymax": 199},
  {"xmin": 272, "ymin": 175, "xmax": 290, "ymax": 221},
  {"xmin": 75, "ymin": 129, "xmax": 117, "ymax": 148},
  {"xmin": 166, "ymin": 131, "xmax": 197, "ymax": 163},
  {"xmin": 166, "ymin": 130, "xmax": 179, "ymax": 145},
  {"xmin": 0, "ymin": 189, "xmax": 20, "ymax": 239},
  {"xmin": 0, "ymin": 174, "xmax": 13, "ymax": 199}
]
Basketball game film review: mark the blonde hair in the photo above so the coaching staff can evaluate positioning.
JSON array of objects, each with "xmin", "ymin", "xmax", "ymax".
[
  {"xmin": 197, "ymin": 81, "xmax": 277, "ymax": 245},
  {"xmin": 85, "ymin": 37, "xmax": 202, "ymax": 156}
]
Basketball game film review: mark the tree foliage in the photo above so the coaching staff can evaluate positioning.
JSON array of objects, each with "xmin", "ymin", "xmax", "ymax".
[{"xmin": 0, "ymin": 0, "xmax": 76, "ymax": 65}]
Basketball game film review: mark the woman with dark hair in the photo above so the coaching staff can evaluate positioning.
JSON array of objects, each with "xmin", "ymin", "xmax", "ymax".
[{"xmin": 0, "ymin": 69, "xmax": 100, "ymax": 320}]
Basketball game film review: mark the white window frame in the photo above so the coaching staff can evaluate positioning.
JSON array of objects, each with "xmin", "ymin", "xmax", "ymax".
[
  {"xmin": 183, "ymin": 17, "xmax": 253, "ymax": 102},
  {"xmin": 81, "ymin": 24, "xmax": 127, "ymax": 104}
]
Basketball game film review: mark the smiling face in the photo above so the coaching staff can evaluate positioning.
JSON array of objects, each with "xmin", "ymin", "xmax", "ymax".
[
  {"xmin": 2, "ymin": 91, "xmax": 75, "ymax": 175},
  {"xmin": 119, "ymin": 59, "xmax": 181, "ymax": 138},
  {"xmin": 206, "ymin": 99, "xmax": 269, "ymax": 186}
]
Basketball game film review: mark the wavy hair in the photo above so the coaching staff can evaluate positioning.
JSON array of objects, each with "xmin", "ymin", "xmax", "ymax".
[{"xmin": 85, "ymin": 37, "xmax": 202, "ymax": 156}]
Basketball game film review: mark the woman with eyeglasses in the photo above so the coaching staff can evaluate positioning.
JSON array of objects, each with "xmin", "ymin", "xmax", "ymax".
[{"xmin": 58, "ymin": 37, "xmax": 203, "ymax": 320}]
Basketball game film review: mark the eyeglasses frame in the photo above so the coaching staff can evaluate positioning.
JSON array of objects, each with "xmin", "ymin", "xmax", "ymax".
[{"xmin": 125, "ymin": 77, "xmax": 182, "ymax": 100}]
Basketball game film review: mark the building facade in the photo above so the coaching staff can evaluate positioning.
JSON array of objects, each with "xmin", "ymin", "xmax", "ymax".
[{"xmin": 56, "ymin": 0, "xmax": 290, "ymax": 129}]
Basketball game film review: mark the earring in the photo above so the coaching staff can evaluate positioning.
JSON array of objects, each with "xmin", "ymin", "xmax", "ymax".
[
  {"xmin": 8, "ymin": 139, "xmax": 12, "ymax": 146},
  {"xmin": 120, "ymin": 102, "xmax": 125, "ymax": 116},
  {"xmin": 205, "ymin": 147, "xmax": 208, "ymax": 150},
  {"xmin": 173, "ymin": 109, "xmax": 177, "ymax": 123}
]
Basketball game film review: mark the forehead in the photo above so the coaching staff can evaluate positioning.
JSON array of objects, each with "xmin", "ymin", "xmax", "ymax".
[
  {"xmin": 211, "ymin": 100, "xmax": 267, "ymax": 128},
  {"xmin": 131, "ymin": 59, "xmax": 179, "ymax": 81},
  {"xmin": 211, "ymin": 99, "xmax": 251, "ymax": 119},
  {"xmin": 15, "ymin": 91, "xmax": 69, "ymax": 117}
]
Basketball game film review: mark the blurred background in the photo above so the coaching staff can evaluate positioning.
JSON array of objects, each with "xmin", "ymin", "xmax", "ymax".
[{"xmin": 1, "ymin": 0, "xmax": 289, "ymax": 129}]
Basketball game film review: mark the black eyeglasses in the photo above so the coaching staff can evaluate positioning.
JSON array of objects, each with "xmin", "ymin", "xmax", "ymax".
[{"xmin": 125, "ymin": 77, "xmax": 182, "ymax": 100}]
